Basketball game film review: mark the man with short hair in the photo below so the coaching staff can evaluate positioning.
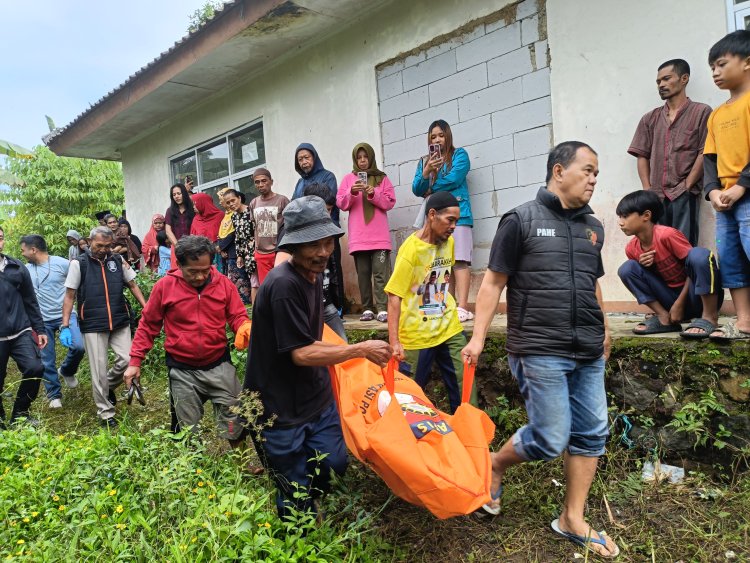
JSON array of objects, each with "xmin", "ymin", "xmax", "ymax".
[
  {"xmin": 386, "ymin": 191, "xmax": 477, "ymax": 414},
  {"xmin": 628, "ymin": 59, "xmax": 712, "ymax": 245},
  {"xmin": 248, "ymin": 168, "xmax": 289, "ymax": 284},
  {"xmin": 0, "ymin": 225, "xmax": 48, "ymax": 426},
  {"xmin": 62, "ymin": 226, "xmax": 147, "ymax": 428},
  {"xmin": 20, "ymin": 234, "xmax": 85, "ymax": 409},
  {"xmin": 463, "ymin": 142, "xmax": 619, "ymax": 557},
  {"xmin": 124, "ymin": 236, "xmax": 252, "ymax": 447},
  {"xmin": 245, "ymin": 196, "xmax": 391, "ymax": 518}
]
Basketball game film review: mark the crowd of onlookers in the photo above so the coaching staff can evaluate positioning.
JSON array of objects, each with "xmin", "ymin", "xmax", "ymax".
[{"xmin": 4, "ymin": 29, "xmax": 750, "ymax": 557}]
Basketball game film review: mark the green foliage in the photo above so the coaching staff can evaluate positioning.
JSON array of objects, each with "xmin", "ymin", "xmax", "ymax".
[
  {"xmin": 187, "ymin": 0, "xmax": 227, "ymax": 33},
  {"xmin": 667, "ymin": 389, "xmax": 729, "ymax": 448},
  {"xmin": 1, "ymin": 146, "xmax": 123, "ymax": 256},
  {"xmin": 0, "ymin": 427, "xmax": 390, "ymax": 561}
]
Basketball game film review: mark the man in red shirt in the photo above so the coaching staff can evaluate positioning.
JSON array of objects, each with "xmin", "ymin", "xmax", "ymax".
[
  {"xmin": 616, "ymin": 191, "xmax": 722, "ymax": 338},
  {"xmin": 628, "ymin": 59, "xmax": 711, "ymax": 246},
  {"xmin": 124, "ymin": 235, "xmax": 252, "ymax": 447}
]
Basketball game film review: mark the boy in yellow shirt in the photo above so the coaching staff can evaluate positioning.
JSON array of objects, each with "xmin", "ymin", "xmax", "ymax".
[
  {"xmin": 385, "ymin": 192, "xmax": 477, "ymax": 412},
  {"xmin": 704, "ymin": 30, "xmax": 750, "ymax": 341}
]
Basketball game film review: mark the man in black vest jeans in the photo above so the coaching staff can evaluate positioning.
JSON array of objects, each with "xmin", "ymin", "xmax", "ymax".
[
  {"xmin": 463, "ymin": 142, "xmax": 619, "ymax": 558},
  {"xmin": 61, "ymin": 226, "xmax": 147, "ymax": 428}
]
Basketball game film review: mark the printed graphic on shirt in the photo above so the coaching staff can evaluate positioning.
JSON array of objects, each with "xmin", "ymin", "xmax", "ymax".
[
  {"xmin": 322, "ymin": 266, "xmax": 331, "ymax": 305},
  {"xmin": 416, "ymin": 265, "xmax": 452, "ymax": 318},
  {"xmin": 254, "ymin": 206, "xmax": 279, "ymax": 238}
]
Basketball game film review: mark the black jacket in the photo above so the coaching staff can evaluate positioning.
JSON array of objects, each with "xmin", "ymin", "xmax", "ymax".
[
  {"xmin": 76, "ymin": 252, "xmax": 130, "ymax": 333},
  {"xmin": 505, "ymin": 188, "xmax": 605, "ymax": 360},
  {"xmin": 0, "ymin": 255, "xmax": 45, "ymax": 337}
]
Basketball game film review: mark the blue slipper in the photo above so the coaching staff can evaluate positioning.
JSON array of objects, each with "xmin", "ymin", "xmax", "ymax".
[
  {"xmin": 479, "ymin": 484, "xmax": 503, "ymax": 516},
  {"xmin": 551, "ymin": 518, "xmax": 620, "ymax": 558}
]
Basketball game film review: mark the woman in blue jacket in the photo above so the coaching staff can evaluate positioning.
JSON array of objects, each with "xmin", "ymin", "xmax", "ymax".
[{"xmin": 412, "ymin": 119, "xmax": 474, "ymax": 322}]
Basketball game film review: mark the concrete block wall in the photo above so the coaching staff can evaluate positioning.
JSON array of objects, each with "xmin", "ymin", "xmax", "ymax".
[{"xmin": 376, "ymin": 0, "xmax": 551, "ymax": 270}]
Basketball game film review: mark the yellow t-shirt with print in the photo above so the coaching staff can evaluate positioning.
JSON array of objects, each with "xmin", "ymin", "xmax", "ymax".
[
  {"xmin": 704, "ymin": 90, "xmax": 750, "ymax": 189},
  {"xmin": 384, "ymin": 233, "xmax": 463, "ymax": 350}
]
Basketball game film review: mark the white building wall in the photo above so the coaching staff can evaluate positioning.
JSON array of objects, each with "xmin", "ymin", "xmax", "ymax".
[{"xmin": 547, "ymin": 0, "xmax": 728, "ymax": 304}]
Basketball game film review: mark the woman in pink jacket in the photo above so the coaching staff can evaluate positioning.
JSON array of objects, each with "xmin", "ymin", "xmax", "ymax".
[{"xmin": 337, "ymin": 142, "xmax": 396, "ymax": 322}]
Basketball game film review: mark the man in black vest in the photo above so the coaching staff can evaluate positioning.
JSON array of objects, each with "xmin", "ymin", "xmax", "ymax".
[
  {"xmin": 61, "ymin": 226, "xmax": 147, "ymax": 428},
  {"xmin": 0, "ymin": 225, "xmax": 48, "ymax": 427},
  {"xmin": 463, "ymin": 142, "xmax": 619, "ymax": 558}
]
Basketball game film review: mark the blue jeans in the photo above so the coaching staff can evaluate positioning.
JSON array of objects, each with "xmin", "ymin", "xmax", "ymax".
[
  {"xmin": 41, "ymin": 314, "xmax": 85, "ymax": 400},
  {"xmin": 716, "ymin": 194, "xmax": 750, "ymax": 288},
  {"xmin": 509, "ymin": 354, "xmax": 608, "ymax": 461},
  {"xmin": 259, "ymin": 402, "xmax": 348, "ymax": 518}
]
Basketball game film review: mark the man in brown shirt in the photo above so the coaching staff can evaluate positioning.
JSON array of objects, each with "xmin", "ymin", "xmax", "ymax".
[
  {"xmin": 628, "ymin": 59, "xmax": 712, "ymax": 245},
  {"xmin": 248, "ymin": 168, "xmax": 289, "ymax": 284}
]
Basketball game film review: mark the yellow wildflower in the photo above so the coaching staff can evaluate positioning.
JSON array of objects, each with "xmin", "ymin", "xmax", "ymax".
[
  {"xmin": 198, "ymin": 481, "xmax": 204, "ymax": 487},
  {"xmin": 115, "ymin": 505, "xmax": 123, "ymax": 514},
  {"xmin": 23, "ymin": 463, "xmax": 30, "ymax": 469},
  {"xmin": 52, "ymin": 495, "xmax": 60, "ymax": 502},
  {"xmin": 31, "ymin": 512, "xmax": 38, "ymax": 518},
  {"xmin": 191, "ymin": 537, "xmax": 197, "ymax": 543},
  {"xmin": 192, "ymin": 488, "xmax": 198, "ymax": 494},
  {"xmin": 195, "ymin": 469, "xmax": 202, "ymax": 474},
  {"xmin": 224, "ymin": 511, "xmax": 232, "ymax": 517},
  {"xmin": 16, "ymin": 540, "xmax": 24, "ymax": 545},
  {"xmin": 22, "ymin": 518, "xmax": 30, "ymax": 523},
  {"xmin": 58, "ymin": 505, "xmax": 66, "ymax": 511},
  {"xmin": 264, "ymin": 522, "xmax": 271, "ymax": 528},
  {"xmin": 115, "ymin": 523, "xmax": 126, "ymax": 530},
  {"xmin": 208, "ymin": 494, "xmax": 215, "ymax": 500},
  {"xmin": 101, "ymin": 514, "xmax": 108, "ymax": 519},
  {"xmin": 108, "ymin": 489, "xmax": 117, "ymax": 496}
]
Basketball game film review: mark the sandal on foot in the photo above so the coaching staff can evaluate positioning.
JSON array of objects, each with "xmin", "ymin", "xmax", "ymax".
[
  {"xmin": 457, "ymin": 307, "xmax": 474, "ymax": 323},
  {"xmin": 359, "ymin": 310, "xmax": 375, "ymax": 321},
  {"xmin": 632, "ymin": 315, "xmax": 681, "ymax": 335},
  {"xmin": 680, "ymin": 318, "xmax": 718, "ymax": 340},
  {"xmin": 376, "ymin": 311, "xmax": 388, "ymax": 323},
  {"xmin": 551, "ymin": 518, "xmax": 620, "ymax": 558},
  {"xmin": 709, "ymin": 321, "xmax": 750, "ymax": 342},
  {"xmin": 478, "ymin": 484, "xmax": 503, "ymax": 517}
]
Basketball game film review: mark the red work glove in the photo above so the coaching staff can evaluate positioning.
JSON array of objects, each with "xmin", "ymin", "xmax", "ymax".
[{"xmin": 234, "ymin": 321, "xmax": 251, "ymax": 350}]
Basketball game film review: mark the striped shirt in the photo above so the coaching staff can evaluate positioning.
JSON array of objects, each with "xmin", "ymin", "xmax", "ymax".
[{"xmin": 628, "ymin": 98, "xmax": 712, "ymax": 201}]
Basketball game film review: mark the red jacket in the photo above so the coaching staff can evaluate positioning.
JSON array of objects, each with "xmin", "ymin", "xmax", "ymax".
[{"xmin": 129, "ymin": 266, "xmax": 248, "ymax": 368}]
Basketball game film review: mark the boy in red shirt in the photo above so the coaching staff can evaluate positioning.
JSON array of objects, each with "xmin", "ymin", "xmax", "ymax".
[{"xmin": 617, "ymin": 190, "xmax": 722, "ymax": 338}]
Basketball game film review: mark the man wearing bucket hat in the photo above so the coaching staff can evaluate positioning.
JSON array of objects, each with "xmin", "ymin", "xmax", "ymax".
[{"xmin": 244, "ymin": 195, "xmax": 391, "ymax": 519}]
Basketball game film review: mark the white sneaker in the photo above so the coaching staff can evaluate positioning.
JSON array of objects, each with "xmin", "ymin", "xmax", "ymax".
[
  {"xmin": 58, "ymin": 368, "xmax": 79, "ymax": 389},
  {"xmin": 49, "ymin": 398, "xmax": 63, "ymax": 409}
]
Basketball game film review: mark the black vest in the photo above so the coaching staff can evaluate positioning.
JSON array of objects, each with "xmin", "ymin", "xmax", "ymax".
[
  {"xmin": 76, "ymin": 253, "xmax": 130, "ymax": 333},
  {"xmin": 505, "ymin": 188, "xmax": 605, "ymax": 360}
]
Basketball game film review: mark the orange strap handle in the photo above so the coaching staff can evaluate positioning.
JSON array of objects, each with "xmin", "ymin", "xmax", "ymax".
[
  {"xmin": 381, "ymin": 357, "xmax": 397, "ymax": 396},
  {"xmin": 462, "ymin": 361, "xmax": 475, "ymax": 405}
]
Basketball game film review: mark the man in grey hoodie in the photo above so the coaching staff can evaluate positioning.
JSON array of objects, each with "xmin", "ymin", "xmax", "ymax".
[{"xmin": 67, "ymin": 230, "xmax": 81, "ymax": 261}]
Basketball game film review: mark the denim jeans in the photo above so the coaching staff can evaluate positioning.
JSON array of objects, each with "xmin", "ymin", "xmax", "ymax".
[
  {"xmin": 259, "ymin": 402, "xmax": 348, "ymax": 518},
  {"xmin": 508, "ymin": 354, "xmax": 608, "ymax": 461},
  {"xmin": 715, "ymin": 194, "xmax": 750, "ymax": 289},
  {"xmin": 41, "ymin": 313, "xmax": 85, "ymax": 400}
]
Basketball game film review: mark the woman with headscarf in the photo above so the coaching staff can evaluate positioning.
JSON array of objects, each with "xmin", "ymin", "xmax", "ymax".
[
  {"xmin": 412, "ymin": 119, "xmax": 473, "ymax": 322},
  {"xmin": 165, "ymin": 183, "xmax": 195, "ymax": 245},
  {"xmin": 66, "ymin": 229, "xmax": 82, "ymax": 261},
  {"xmin": 141, "ymin": 214, "xmax": 166, "ymax": 271},
  {"xmin": 215, "ymin": 187, "xmax": 235, "ymax": 275},
  {"xmin": 190, "ymin": 192, "xmax": 224, "ymax": 242},
  {"xmin": 337, "ymin": 142, "xmax": 396, "ymax": 322},
  {"xmin": 113, "ymin": 219, "xmax": 143, "ymax": 269}
]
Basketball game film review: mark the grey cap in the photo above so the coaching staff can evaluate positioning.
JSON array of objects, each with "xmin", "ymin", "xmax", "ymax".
[{"xmin": 278, "ymin": 196, "xmax": 344, "ymax": 249}]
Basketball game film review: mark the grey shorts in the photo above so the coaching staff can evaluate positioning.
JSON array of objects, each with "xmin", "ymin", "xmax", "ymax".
[
  {"xmin": 169, "ymin": 361, "xmax": 243, "ymax": 440},
  {"xmin": 453, "ymin": 225, "xmax": 473, "ymax": 264}
]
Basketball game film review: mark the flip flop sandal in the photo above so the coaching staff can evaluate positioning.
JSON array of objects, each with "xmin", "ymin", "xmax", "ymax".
[
  {"xmin": 680, "ymin": 318, "xmax": 718, "ymax": 340},
  {"xmin": 127, "ymin": 380, "xmax": 146, "ymax": 406},
  {"xmin": 551, "ymin": 518, "xmax": 620, "ymax": 558},
  {"xmin": 708, "ymin": 322, "xmax": 750, "ymax": 342},
  {"xmin": 632, "ymin": 315, "xmax": 682, "ymax": 335},
  {"xmin": 477, "ymin": 484, "xmax": 503, "ymax": 517}
]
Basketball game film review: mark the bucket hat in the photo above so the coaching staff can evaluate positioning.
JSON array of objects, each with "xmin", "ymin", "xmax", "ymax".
[{"xmin": 278, "ymin": 195, "xmax": 344, "ymax": 249}]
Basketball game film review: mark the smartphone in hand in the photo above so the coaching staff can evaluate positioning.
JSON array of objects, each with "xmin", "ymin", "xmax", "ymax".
[
  {"xmin": 357, "ymin": 171, "xmax": 368, "ymax": 184},
  {"xmin": 428, "ymin": 144, "xmax": 442, "ymax": 160}
]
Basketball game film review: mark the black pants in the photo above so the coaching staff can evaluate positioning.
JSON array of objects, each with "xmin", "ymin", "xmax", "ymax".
[
  {"xmin": 0, "ymin": 331, "xmax": 44, "ymax": 423},
  {"xmin": 661, "ymin": 191, "xmax": 700, "ymax": 246}
]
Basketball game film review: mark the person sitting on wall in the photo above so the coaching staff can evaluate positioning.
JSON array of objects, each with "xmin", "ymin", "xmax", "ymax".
[{"xmin": 616, "ymin": 190, "xmax": 723, "ymax": 338}]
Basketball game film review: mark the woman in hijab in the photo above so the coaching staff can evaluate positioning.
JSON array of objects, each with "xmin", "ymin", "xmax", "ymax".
[
  {"xmin": 216, "ymin": 187, "xmax": 235, "ymax": 274},
  {"xmin": 141, "ymin": 214, "xmax": 166, "ymax": 271},
  {"xmin": 336, "ymin": 142, "xmax": 396, "ymax": 322},
  {"xmin": 190, "ymin": 193, "xmax": 225, "ymax": 242},
  {"xmin": 113, "ymin": 219, "xmax": 143, "ymax": 269}
]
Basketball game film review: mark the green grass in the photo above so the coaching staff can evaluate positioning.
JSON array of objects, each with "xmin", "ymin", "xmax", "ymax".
[{"xmin": 1, "ymin": 343, "xmax": 749, "ymax": 561}]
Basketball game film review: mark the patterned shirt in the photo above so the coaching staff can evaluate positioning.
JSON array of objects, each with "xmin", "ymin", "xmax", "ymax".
[
  {"xmin": 231, "ymin": 207, "xmax": 256, "ymax": 274},
  {"xmin": 628, "ymin": 98, "xmax": 712, "ymax": 201}
]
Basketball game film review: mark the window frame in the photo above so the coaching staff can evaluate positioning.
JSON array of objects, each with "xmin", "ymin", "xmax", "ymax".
[
  {"xmin": 727, "ymin": 0, "xmax": 750, "ymax": 30},
  {"xmin": 168, "ymin": 117, "xmax": 266, "ymax": 193}
]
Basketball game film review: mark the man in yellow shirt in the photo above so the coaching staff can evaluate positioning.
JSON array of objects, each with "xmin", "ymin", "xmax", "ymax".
[
  {"xmin": 704, "ymin": 30, "xmax": 750, "ymax": 341},
  {"xmin": 385, "ymin": 192, "xmax": 477, "ymax": 413}
]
